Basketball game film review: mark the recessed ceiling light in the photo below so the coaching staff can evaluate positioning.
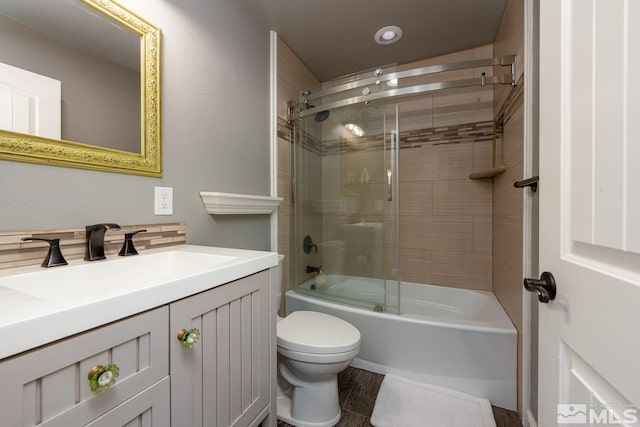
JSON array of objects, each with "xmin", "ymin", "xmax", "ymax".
[
  {"xmin": 374, "ymin": 25, "xmax": 403, "ymax": 45},
  {"xmin": 345, "ymin": 123, "xmax": 365, "ymax": 137}
]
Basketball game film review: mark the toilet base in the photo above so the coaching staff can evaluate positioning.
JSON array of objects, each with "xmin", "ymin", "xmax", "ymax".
[
  {"xmin": 276, "ymin": 389, "xmax": 341, "ymax": 427},
  {"xmin": 276, "ymin": 357, "xmax": 345, "ymax": 427}
]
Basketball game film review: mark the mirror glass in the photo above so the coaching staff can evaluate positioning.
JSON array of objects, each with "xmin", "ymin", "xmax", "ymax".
[{"xmin": 0, "ymin": 0, "xmax": 161, "ymax": 176}]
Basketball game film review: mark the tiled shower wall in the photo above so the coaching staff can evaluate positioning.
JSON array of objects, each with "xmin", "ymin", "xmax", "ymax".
[
  {"xmin": 318, "ymin": 120, "xmax": 496, "ymax": 290},
  {"xmin": 493, "ymin": 0, "xmax": 525, "ymax": 335},
  {"xmin": 397, "ymin": 131, "xmax": 494, "ymax": 289},
  {"xmin": 393, "ymin": 46, "xmax": 496, "ymax": 289},
  {"xmin": 492, "ymin": 0, "xmax": 525, "ymax": 412}
]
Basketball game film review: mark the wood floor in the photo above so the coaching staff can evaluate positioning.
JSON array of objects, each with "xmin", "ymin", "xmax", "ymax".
[{"xmin": 277, "ymin": 367, "xmax": 522, "ymax": 427}]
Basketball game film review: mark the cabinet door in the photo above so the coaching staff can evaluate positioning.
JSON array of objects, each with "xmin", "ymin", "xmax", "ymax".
[
  {"xmin": 0, "ymin": 307, "xmax": 168, "ymax": 427},
  {"xmin": 86, "ymin": 377, "xmax": 170, "ymax": 427},
  {"xmin": 170, "ymin": 271, "xmax": 270, "ymax": 427}
]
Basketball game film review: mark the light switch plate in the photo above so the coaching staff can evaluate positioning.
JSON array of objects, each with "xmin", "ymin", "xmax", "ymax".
[{"xmin": 154, "ymin": 186, "xmax": 173, "ymax": 215}]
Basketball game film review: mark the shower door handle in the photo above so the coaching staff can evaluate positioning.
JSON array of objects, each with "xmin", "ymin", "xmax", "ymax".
[
  {"xmin": 291, "ymin": 177, "xmax": 296, "ymax": 205},
  {"xmin": 387, "ymin": 169, "xmax": 393, "ymax": 201}
]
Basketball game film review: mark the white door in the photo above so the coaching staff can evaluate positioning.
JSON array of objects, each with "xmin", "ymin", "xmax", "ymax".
[
  {"xmin": 538, "ymin": 0, "xmax": 640, "ymax": 426},
  {"xmin": 0, "ymin": 61, "xmax": 61, "ymax": 139}
]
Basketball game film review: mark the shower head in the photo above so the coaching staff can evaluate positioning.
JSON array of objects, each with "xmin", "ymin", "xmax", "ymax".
[{"xmin": 314, "ymin": 110, "xmax": 330, "ymax": 122}]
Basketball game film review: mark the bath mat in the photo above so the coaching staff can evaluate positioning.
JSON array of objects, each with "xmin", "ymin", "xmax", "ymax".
[{"xmin": 370, "ymin": 375, "xmax": 497, "ymax": 427}]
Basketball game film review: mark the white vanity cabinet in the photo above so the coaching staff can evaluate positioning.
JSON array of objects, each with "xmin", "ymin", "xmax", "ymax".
[
  {"xmin": 170, "ymin": 270, "xmax": 271, "ymax": 427},
  {"xmin": 0, "ymin": 249, "xmax": 275, "ymax": 427},
  {"xmin": 0, "ymin": 307, "xmax": 169, "ymax": 427}
]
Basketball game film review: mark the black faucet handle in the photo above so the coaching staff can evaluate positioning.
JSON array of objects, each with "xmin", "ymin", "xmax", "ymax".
[
  {"xmin": 303, "ymin": 235, "xmax": 318, "ymax": 253},
  {"xmin": 119, "ymin": 229, "xmax": 147, "ymax": 256},
  {"xmin": 124, "ymin": 229, "xmax": 147, "ymax": 239},
  {"xmin": 22, "ymin": 237, "xmax": 68, "ymax": 268}
]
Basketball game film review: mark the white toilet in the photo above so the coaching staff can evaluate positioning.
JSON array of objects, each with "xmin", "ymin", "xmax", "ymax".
[{"xmin": 273, "ymin": 255, "xmax": 361, "ymax": 427}]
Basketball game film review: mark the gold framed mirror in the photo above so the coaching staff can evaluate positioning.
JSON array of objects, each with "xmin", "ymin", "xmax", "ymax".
[{"xmin": 0, "ymin": 0, "xmax": 161, "ymax": 177}]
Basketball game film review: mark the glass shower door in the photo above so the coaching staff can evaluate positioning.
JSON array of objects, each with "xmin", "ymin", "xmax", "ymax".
[{"xmin": 291, "ymin": 100, "xmax": 400, "ymax": 313}]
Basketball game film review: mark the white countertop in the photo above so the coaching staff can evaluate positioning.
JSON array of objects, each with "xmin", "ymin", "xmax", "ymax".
[{"xmin": 0, "ymin": 245, "xmax": 278, "ymax": 359}]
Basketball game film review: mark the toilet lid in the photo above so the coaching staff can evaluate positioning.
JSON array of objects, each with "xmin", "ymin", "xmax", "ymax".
[{"xmin": 277, "ymin": 311, "xmax": 361, "ymax": 354}]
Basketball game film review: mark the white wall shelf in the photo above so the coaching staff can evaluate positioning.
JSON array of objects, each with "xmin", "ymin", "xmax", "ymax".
[{"xmin": 200, "ymin": 192, "xmax": 282, "ymax": 215}]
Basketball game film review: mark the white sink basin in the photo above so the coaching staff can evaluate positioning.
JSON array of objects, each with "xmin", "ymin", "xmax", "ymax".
[
  {"xmin": 0, "ymin": 250, "xmax": 236, "ymax": 301},
  {"xmin": 0, "ymin": 244, "xmax": 277, "ymax": 360}
]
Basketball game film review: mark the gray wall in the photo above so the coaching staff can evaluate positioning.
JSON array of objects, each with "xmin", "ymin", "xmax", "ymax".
[{"xmin": 0, "ymin": 0, "xmax": 272, "ymax": 251}]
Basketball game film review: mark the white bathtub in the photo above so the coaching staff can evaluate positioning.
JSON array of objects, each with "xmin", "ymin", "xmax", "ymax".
[{"xmin": 285, "ymin": 277, "xmax": 517, "ymax": 410}]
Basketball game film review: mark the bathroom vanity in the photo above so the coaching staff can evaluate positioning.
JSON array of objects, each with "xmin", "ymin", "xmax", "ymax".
[{"xmin": 0, "ymin": 245, "xmax": 277, "ymax": 427}]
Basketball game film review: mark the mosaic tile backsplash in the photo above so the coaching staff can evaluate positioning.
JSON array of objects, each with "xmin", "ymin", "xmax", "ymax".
[{"xmin": 0, "ymin": 222, "xmax": 186, "ymax": 270}]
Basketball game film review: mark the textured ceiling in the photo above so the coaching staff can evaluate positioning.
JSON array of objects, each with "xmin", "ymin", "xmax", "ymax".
[{"xmin": 241, "ymin": 0, "xmax": 508, "ymax": 81}]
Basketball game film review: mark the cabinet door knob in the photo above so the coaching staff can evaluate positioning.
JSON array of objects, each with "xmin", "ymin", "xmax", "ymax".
[
  {"xmin": 177, "ymin": 328, "xmax": 201, "ymax": 349},
  {"xmin": 88, "ymin": 364, "xmax": 119, "ymax": 393}
]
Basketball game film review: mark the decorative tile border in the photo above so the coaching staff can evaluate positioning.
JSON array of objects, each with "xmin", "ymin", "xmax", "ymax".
[
  {"xmin": 283, "ymin": 110, "xmax": 496, "ymax": 156},
  {"xmin": 316, "ymin": 120, "xmax": 494, "ymax": 155},
  {"xmin": 400, "ymin": 121, "xmax": 494, "ymax": 149},
  {"xmin": 0, "ymin": 222, "xmax": 186, "ymax": 270}
]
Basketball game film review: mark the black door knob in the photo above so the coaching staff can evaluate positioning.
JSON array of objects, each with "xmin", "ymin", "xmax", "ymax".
[{"xmin": 523, "ymin": 272, "xmax": 557, "ymax": 303}]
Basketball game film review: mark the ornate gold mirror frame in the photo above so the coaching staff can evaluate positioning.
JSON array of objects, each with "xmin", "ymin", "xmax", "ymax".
[{"xmin": 0, "ymin": 0, "xmax": 162, "ymax": 177}]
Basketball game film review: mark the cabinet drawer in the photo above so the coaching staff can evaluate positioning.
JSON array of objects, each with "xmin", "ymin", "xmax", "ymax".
[
  {"xmin": 0, "ymin": 306, "xmax": 168, "ymax": 427},
  {"xmin": 86, "ymin": 377, "xmax": 170, "ymax": 427}
]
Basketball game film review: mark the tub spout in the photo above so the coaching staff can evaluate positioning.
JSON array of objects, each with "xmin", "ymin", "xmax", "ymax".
[{"xmin": 306, "ymin": 265, "xmax": 321, "ymax": 274}]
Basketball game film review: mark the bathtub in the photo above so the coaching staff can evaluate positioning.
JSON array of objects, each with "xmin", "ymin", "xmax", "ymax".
[{"xmin": 285, "ymin": 276, "xmax": 517, "ymax": 410}]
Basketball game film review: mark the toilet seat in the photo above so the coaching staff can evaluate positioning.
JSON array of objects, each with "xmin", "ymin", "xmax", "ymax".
[
  {"xmin": 277, "ymin": 311, "xmax": 361, "ymax": 354},
  {"xmin": 278, "ymin": 345, "xmax": 360, "ymax": 364}
]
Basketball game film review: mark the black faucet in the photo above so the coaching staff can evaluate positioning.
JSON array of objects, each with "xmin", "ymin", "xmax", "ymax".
[
  {"xmin": 85, "ymin": 223, "xmax": 121, "ymax": 261},
  {"xmin": 119, "ymin": 229, "xmax": 147, "ymax": 256},
  {"xmin": 21, "ymin": 237, "xmax": 68, "ymax": 268}
]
